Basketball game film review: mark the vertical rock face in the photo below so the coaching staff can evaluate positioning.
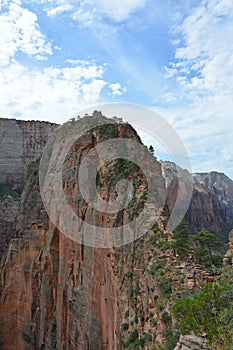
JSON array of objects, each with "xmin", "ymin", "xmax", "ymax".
[
  {"xmin": 0, "ymin": 118, "xmax": 57, "ymax": 259},
  {"xmin": 193, "ymin": 172, "xmax": 233, "ymax": 206},
  {"xmin": 0, "ymin": 118, "xmax": 169, "ymax": 349},
  {"xmin": 162, "ymin": 161, "xmax": 233, "ymax": 241},
  {"xmin": 0, "ymin": 116, "xmax": 232, "ymax": 350},
  {"xmin": 191, "ymin": 172, "xmax": 233, "ymax": 237},
  {"xmin": 0, "ymin": 118, "xmax": 57, "ymax": 187},
  {"xmin": 0, "ymin": 197, "xmax": 20, "ymax": 258}
]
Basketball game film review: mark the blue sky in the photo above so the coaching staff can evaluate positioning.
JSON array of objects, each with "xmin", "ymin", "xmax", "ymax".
[{"xmin": 0, "ymin": 0, "xmax": 233, "ymax": 178}]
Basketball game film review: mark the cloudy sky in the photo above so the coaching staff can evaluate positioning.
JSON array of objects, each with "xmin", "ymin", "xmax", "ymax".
[{"xmin": 0, "ymin": 0, "xmax": 233, "ymax": 178}]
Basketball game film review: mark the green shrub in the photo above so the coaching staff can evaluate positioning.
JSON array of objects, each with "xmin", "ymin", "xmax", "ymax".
[
  {"xmin": 143, "ymin": 332, "xmax": 152, "ymax": 342},
  {"xmin": 172, "ymin": 267, "xmax": 233, "ymax": 347},
  {"xmin": 161, "ymin": 311, "xmax": 171, "ymax": 324},
  {"xmin": 159, "ymin": 278, "xmax": 172, "ymax": 297},
  {"xmin": 151, "ymin": 318, "xmax": 157, "ymax": 327},
  {"xmin": 149, "ymin": 235, "xmax": 157, "ymax": 246},
  {"xmin": 122, "ymin": 323, "xmax": 129, "ymax": 331},
  {"xmin": 156, "ymin": 304, "xmax": 164, "ymax": 311},
  {"xmin": 163, "ymin": 328, "xmax": 180, "ymax": 350},
  {"xmin": 140, "ymin": 314, "xmax": 145, "ymax": 324},
  {"xmin": 125, "ymin": 309, "xmax": 130, "ymax": 318},
  {"xmin": 125, "ymin": 330, "xmax": 139, "ymax": 346},
  {"xmin": 0, "ymin": 183, "xmax": 21, "ymax": 198},
  {"xmin": 149, "ymin": 261, "xmax": 164, "ymax": 277}
]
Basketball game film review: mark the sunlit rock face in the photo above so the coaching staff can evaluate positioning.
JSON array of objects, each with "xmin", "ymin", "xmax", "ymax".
[
  {"xmin": 174, "ymin": 334, "xmax": 207, "ymax": 350},
  {"xmin": 0, "ymin": 117, "xmax": 167, "ymax": 349},
  {"xmin": 0, "ymin": 116, "xmax": 232, "ymax": 350}
]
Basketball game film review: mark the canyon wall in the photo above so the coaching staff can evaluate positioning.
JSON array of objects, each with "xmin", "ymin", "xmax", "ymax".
[
  {"xmin": 0, "ymin": 118, "xmax": 57, "ymax": 187},
  {"xmin": 0, "ymin": 118, "xmax": 57, "ymax": 258},
  {"xmin": 0, "ymin": 118, "xmax": 171, "ymax": 349},
  {"xmin": 0, "ymin": 116, "xmax": 232, "ymax": 349},
  {"xmin": 162, "ymin": 161, "xmax": 233, "ymax": 242}
]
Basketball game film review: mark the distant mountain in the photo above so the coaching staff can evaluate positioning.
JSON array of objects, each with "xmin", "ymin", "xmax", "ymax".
[{"xmin": 162, "ymin": 161, "xmax": 233, "ymax": 242}]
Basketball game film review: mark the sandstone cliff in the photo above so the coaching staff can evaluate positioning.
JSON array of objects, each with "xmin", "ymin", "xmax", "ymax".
[
  {"xmin": 0, "ymin": 116, "xmax": 232, "ymax": 350},
  {"xmin": 0, "ymin": 117, "xmax": 168, "ymax": 349},
  {"xmin": 0, "ymin": 118, "xmax": 57, "ymax": 187},
  {"xmin": 0, "ymin": 118, "xmax": 57, "ymax": 259},
  {"xmin": 1, "ymin": 116, "xmax": 211, "ymax": 350},
  {"xmin": 162, "ymin": 161, "xmax": 233, "ymax": 242},
  {"xmin": 1, "ymin": 118, "xmax": 232, "ymax": 262}
]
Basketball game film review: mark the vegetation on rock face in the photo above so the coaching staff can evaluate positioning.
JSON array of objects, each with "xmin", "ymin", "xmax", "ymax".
[
  {"xmin": 148, "ymin": 145, "xmax": 155, "ymax": 155},
  {"xmin": 171, "ymin": 221, "xmax": 223, "ymax": 270},
  {"xmin": 142, "ymin": 220, "xmax": 230, "ymax": 350},
  {"xmin": 193, "ymin": 230, "xmax": 223, "ymax": 269},
  {"xmin": 170, "ymin": 220, "xmax": 192, "ymax": 257},
  {"xmin": 172, "ymin": 266, "xmax": 233, "ymax": 349},
  {"xmin": 0, "ymin": 183, "xmax": 21, "ymax": 198}
]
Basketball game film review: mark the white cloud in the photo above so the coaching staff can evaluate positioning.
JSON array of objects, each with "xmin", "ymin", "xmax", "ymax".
[
  {"xmin": 81, "ymin": 79, "xmax": 107, "ymax": 101},
  {"xmin": 71, "ymin": 6, "xmax": 95, "ymax": 27},
  {"xmin": 46, "ymin": 4, "xmax": 73, "ymax": 17},
  {"xmin": 38, "ymin": 0, "xmax": 147, "ymax": 24},
  {"xmin": 0, "ymin": 61, "xmax": 107, "ymax": 123},
  {"xmin": 91, "ymin": 0, "xmax": 147, "ymax": 22},
  {"xmin": 162, "ymin": 0, "xmax": 233, "ymax": 178},
  {"xmin": 0, "ymin": 0, "xmax": 9, "ymax": 8},
  {"xmin": 109, "ymin": 83, "xmax": 126, "ymax": 96},
  {"xmin": 161, "ymin": 92, "xmax": 177, "ymax": 103},
  {"xmin": 0, "ymin": 1, "xmax": 123, "ymax": 124},
  {"xmin": 167, "ymin": 0, "xmax": 233, "ymax": 95},
  {"xmin": 0, "ymin": 0, "xmax": 52, "ymax": 66}
]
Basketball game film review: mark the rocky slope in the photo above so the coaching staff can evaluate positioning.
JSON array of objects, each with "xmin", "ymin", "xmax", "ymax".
[{"xmin": 0, "ymin": 118, "xmax": 57, "ymax": 258}]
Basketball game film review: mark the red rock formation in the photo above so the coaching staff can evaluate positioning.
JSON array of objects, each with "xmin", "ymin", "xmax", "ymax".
[
  {"xmin": 162, "ymin": 161, "xmax": 233, "ymax": 241},
  {"xmin": 0, "ymin": 116, "xmax": 231, "ymax": 350},
  {"xmin": 0, "ymin": 118, "xmax": 168, "ymax": 349}
]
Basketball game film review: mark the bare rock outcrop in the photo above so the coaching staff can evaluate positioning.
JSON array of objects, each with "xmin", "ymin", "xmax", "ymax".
[
  {"xmin": 174, "ymin": 334, "xmax": 207, "ymax": 350},
  {"xmin": 223, "ymin": 229, "xmax": 233, "ymax": 266}
]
